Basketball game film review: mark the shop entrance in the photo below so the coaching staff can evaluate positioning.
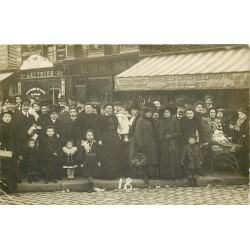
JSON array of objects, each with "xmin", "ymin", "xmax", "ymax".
[{"xmin": 86, "ymin": 77, "xmax": 112, "ymax": 103}]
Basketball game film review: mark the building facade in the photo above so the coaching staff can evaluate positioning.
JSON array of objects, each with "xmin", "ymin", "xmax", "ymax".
[
  {"xmin": 115, "ymin": 44, "xmax": 250, "ymax": 109},
  {"xmin": 0, "ymin": 44, "xmax": 140, "ymax": 104}
]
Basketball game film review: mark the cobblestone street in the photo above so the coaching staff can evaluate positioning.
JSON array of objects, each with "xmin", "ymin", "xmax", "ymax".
[{"xmin": 0, "ymin": 185, "xmax": 248, "ymax": 205}]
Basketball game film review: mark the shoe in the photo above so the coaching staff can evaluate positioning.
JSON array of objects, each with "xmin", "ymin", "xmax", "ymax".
[
  {"xmin": 44, "ymin": 180, "xmax": 49, "ymax": 184},
  {"xmin": 197, "ymin": 168, "xmax": 205, "ymax": 177},
  {"xmin": 87, "ymin": 182, "xmax": 94, "ymax": 193},
  {"xmin": 192, "ymin": 179, "xmax": 197, "ymax": 187},
  {"xmin": 51, "ymin": 179, "xmax": 58, "ymax": 183},
  {"xmin": 187, "ymin": 178, "xmax": 192, "ymax": 187}
]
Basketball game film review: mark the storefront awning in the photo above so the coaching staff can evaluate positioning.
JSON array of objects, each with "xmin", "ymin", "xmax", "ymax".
[
  {"xmin": 115, "ymin": 47, "xmax": 250, "ymax": 91},
  {"xmin": 0, "ymin": 72, "xmax": 14, "ymax": 81}
]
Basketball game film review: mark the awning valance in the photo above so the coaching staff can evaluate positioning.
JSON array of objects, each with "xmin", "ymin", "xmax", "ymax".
[
  {"xmin": 115, "ymin": 47, "xmax": 250, "ymax": 91},
  {"xmin": 0, "ymin": 72, "xmax": 14, "ymax": 82}
]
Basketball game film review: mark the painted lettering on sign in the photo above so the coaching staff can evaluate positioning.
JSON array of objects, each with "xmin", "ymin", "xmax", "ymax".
[
  {"xmin": 76, "ymin": 58, "xmax": 139, "ymax": 75},
  {"xmin": 115, "ymin": 73, "xmax": 250, "ymax": 91},
  {"xmin": 26, "ymin": 88, "xmax": 46, "ymax": 95},
  {"xmin": 19, "ymin": 69, "xmax": 64, "ymax": 79}
]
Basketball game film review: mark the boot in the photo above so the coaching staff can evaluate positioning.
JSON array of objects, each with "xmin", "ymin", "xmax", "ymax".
[
  {"xmin": 27, "ymin": 173, "xmax": 32, "ymax": 183},
  {"xmin": 87, "ymin": 182, "xmax": 94, "ymax": 193},
  {"xmin": 187, "ymin": 178, "xmax": 192, "ymax": 187},
  {"xmin": 197, "ymin": 168, "xmax": 205, "ymax": 177},
  {"xmin": 192, "ymin": 178, "xmax": 197, "ymax": 187},
  {"xmin": 144, "ymin": 176, "xmax": 149, "ymax": 184}
]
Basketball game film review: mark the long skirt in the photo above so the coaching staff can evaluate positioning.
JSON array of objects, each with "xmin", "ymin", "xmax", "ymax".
[
  {"xmin": 0, "ymin": 158, "xmax": 17, "ymax": 192},
  {"xmin": 101, "ymin": 130, "xmax": 121, "ymax": 179},
  {"xmin": 159, "ymin": 140, "xmax": 181, "ymax": 179}
]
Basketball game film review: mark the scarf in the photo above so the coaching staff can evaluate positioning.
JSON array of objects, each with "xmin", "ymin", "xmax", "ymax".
[
  {"xmin": 143, "ymin": 115, "xmax": 158, "ymax": 136},
  {"xmin": 235, "ymin": 117, "xmax": 246, "ymax": 131},
  {"xmin": 82, "ymin": 140, "xmax": 96, "ymax": 153}
]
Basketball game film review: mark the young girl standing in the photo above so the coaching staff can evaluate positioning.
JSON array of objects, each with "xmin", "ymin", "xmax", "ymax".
[
  {"xmin": 77, "ymin": 130, "xmax": 101, "ymax": 192},
  {"xmin": 62, "ymin": 139, "xmax": 78, "ymax": 180}
]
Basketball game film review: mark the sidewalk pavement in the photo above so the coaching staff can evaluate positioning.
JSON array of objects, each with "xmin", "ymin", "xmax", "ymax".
[{"xmin": 16, "ymin": 173, "xmax": 249, "ymax": 193}]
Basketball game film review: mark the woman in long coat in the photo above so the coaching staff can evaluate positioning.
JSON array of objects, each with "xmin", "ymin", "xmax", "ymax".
[
  {"xmin": 235, "ymin": 107, "xmax": 249, "ymax": 176},
  {"xmin": 0, "ymin": 111, "xmax": 18, "ymax": 193},
  {"xmin": 159, "ymin": 107, "xmax": 182, "ymax": 180},
  {"xmin": 135, "ymin": 106, "xmax": 158, "ymax": 182},
  {"xmin": 100, "ymin": 103, "xmax": 121, "ymax": 179}
]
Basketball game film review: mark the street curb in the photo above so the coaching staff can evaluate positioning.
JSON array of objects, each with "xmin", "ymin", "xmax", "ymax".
[{"xmin": 16, "ymin": 175, "xmax": 249, "ymax": 193}]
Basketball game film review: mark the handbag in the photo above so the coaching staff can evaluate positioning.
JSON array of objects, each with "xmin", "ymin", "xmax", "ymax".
[
  {"xmin": 0, "ymin": 149, "xmax": 13, "ymax": 159},
  {"xmin": 131, "ymin": 152, "xmax": 148, "ymax": 167}
]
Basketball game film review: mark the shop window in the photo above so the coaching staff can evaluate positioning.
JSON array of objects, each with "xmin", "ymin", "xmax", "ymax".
[
  {"xmin": 43, "ymin": 45, "xmax": 54, "ymax": 62},
  {"xmin": 87, "ymin": 78, "xmax": 112, "ymax": 103},
  {"xmin": 8, "ymin": 45, "xmax": 17, "ymax": 67},
  {"xmin": 88, "ymin": 45, "xmax": 104, "ymax": 57},
  {"xmin": 67, "ymin": 45, "xmax": 75, "ymax": 59},
  {"xmin": 120, "ymin": 45, "xmax": 139, "ymax": 54},
  {"xmin": 56, "ymin": 45, "xmax": 66, "ymax": 61}
]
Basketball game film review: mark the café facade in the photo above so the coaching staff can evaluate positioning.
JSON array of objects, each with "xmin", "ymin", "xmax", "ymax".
[{"xmin": 114, "ymin": 46, "xmax": 250, "ymax": 109}]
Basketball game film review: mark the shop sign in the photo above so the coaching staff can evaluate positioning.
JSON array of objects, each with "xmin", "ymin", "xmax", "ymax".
[
  {"xmin": 115, "ymin": 72, "xmax": 250, "ymax": 91},
  {"xmin": 26, "ymin": 87, "xmax": 46, "ymax": 97},
  {"xmin": 19, "ymin": 68, "xmax": 64, "ymax": 79},
  {"xmin": 56, "ymin": 45, "xmax": 66, "ymax": 61},
  {"xmin": 21, "ymin": 45, "xmax": 43, "ymax": 61},
  {"xmin": 70, "ymin": 57, "xmax": 139, "ymax": 75}
]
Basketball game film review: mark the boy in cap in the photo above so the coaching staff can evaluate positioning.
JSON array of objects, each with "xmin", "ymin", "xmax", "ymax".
[
  {"xmin": 39, "ymin": 126, "xmax": 62, "ymax": 184},
  {"xmin": 180, "ymin": 134, "xmax": 203, "ymax": 187},
  {"xmin": 42, "ymin": 106, "xmax": 63, "ymax": 139}
]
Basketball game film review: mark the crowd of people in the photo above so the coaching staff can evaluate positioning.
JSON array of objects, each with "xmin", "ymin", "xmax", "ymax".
[{"xmin": 0, "ymin": 94, "xmax": 248, "ymax": 193}]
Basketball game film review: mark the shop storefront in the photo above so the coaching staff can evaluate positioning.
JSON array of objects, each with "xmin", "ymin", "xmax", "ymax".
[
  {"xmin": 16, "ymin": 66, "xmax": 66, "ymax": 104},
  {"xmin": 115, "ymin": 47, "xmax": 250, "ymax": 109},
  {"xmin": 64, "ymin": 53, "xmax": 139, "ymax": 103}
]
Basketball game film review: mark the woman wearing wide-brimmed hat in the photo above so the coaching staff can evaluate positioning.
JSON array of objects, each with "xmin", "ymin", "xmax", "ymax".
[{"xmin": 134, "ymin": 104, "xmax": 159, "ymax": 183}]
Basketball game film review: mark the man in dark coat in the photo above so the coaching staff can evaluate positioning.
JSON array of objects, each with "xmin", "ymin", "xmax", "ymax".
[
  {"xmin": 76, "ymin": 99, "xmax": 85, "ymax": 118},
  {"xmin": 76, "ymin": 103, "xmax": 102, "ymax": 144},
  {"xmin": 14, "ymin": 95, "xmax": 22, "ymax": 114},
  {"xmin": 15, "ymin": 101, "xmax": 37, "ymax": 179}
]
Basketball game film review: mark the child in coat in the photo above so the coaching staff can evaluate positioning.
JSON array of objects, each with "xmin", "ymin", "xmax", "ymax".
[
  {"xmin": 225, "ymin": 121, "xmax": 239, "ymax": 144},
  {"xmin": 40, "ymin": 126, "xmax": 61, "ymax": 184},
  {"xmin": 180, "ymin": 134, "xmax": 203, "ymax": 187},
  {"xmin": 116, "ymin": 106, "xmax": 130, "ymax": 142},
  {"xmin": 62, "ymin": 139, "xmax": 78, "ymax": 180},
  {"xmin": 23, "ymin": 139, "xmax": 39, "ymax": 183},
  {"xmin": 77, "ymin": 130, "xmax": 101, "ymax": 192}
]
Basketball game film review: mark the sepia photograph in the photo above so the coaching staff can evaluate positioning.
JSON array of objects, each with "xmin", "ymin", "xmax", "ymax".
[
  {"xmin": 1, "ymin": 2, "xmax": 249, "ymax": 250},
  {"xmin": 0, "ymin": 44, "xmax": 249, "ymax": 205}
]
